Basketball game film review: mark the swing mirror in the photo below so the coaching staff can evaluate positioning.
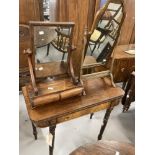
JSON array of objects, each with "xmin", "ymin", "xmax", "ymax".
[{"xmin": 83, "ymin": 0, "xmax": 125, "ymax": 73}]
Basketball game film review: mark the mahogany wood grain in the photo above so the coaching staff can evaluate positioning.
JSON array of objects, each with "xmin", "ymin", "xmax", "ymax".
[
  {"xmin": 111, "ymin": 44, "xmax": 135, "ymax": 83},
  {"xmin": 19, "ymin": 0, "xmax": 43, "ymax": 24},
  {"xmin": 22, "ymin": 78, "xmax": 124, "ymax": 127},
  {"xmin": 70, "ymin": 140, "xmax": 135, "ymax": 155},
  {"xmin": 118, "ymin": 0, "xmax": 135, "ymax": 45},
  {"xmin": 19, "ymin": 0, "xmax": 43, "ymax": 88},
  {"xmin": 35, "ymin": 61, "xmax": 68, "ymax": 78}
]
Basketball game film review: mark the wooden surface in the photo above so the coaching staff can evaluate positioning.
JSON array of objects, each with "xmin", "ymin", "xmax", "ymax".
[
  {"xmin": 70, "ymin": 140, "xmax": 135, "ymax": 155},
  {"xmin": 118, "ymin": 0, "xmax": 135, "ymax": 45},
  {"xmin": 35, "ymin": 61, "xmax": 67, "ymax": 78},
  {"xmin": 112, "ymin": 44, "xmax": 135, "ymax": 59},
  {"xmin": 22, "ymin": 78, "xmax": 124, "ymax": 127},
  {"xmin": 110, "ymin": 44, "xmax": 135, "ymax": 83},
  {"xmin": 27, "ymin": 78, "xmax": 84, "ymax": 108},
  {"xmin": 19, "ymin": 25, "xmax": 31, "ymax": 88},
  {"xmin": 19, "ymin": 0, "xmax": 43, "ymax": 24},
  {"xmin": 19, "ymin": 0, "xmax": 43, "ymax": 88}
]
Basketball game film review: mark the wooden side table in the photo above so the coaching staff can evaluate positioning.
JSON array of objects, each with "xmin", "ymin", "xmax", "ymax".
[
  {"xmin": 110, "ymin": 44, "xmax": 135, "ymax": 83},
  {"xmin": 22, "ymin": 78, "xmax": 124, "ymax": 155},
  {"xmin": 70, "ymin": 140, "xmax": 135, "ymax": 155}
]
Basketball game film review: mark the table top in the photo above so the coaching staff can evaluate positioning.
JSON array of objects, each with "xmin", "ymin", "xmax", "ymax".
[
  {"xmin": 70, "ymin": 140, "xmax": 135, "ymax": 155},
  {"xmin": 22, "ymin": 78, "xmax": 124, "ymax": 127},
  {"xmin": 112, "ymin": 44, "xmax": 135, "ymax": 59}
]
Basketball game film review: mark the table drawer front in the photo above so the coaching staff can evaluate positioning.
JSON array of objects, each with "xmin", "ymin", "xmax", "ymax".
[
  {"xmin": 57, "ymin": 102, "xmax": 110, "ymax": 123},
  {"xmin": 34, "ymin": 119, "xmax": 57, "ymax": 128}
]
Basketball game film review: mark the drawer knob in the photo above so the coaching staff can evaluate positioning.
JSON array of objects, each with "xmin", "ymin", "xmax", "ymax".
[{"xmin": 121, "ymin": 68, "xmax": 125, "ymax": 72}]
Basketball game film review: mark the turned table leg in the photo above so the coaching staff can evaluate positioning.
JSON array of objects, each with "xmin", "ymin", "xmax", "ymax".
[
  {"xmin": 98, "ymin": 101, "xmax": 117, "ymax": 140},
  {"xmin": 31, "ymin": 121, "xmax": 37, "ymax": 140},
  {"xmin": 90, "ymin": 113, "xmax": 94, "ymax": 119},
  {"xmin": 49, "ymin": 125, "xmax": 56, "ymax": 155},
  {"xmin": 123, "ymin": 89, "xmax": 134, "ymax": 112}
]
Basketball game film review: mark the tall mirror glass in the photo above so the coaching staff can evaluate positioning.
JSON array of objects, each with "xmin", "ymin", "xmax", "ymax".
[{"xmin": 83, "ymin": 0, "xmax": 125, "ymax": 75}]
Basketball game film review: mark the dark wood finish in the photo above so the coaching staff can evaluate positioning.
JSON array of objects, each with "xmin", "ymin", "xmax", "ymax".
[
  {"xmin": 122, "ymin": 71, "xmax": 135, "ymax": 112},
  {"xmin": 31, "ymin": 121, "xmax": 37, "ymax": 140},
  {"xmin": 49, "ymin": 125, "xmax": 56, "ymax": 155},
  {"xmin": 70, "ymin": 140, "xmax": 135, "ymax": 155},
  {"xmin": 110, "ymin": 44, "xmax": 135, "ymax": 83},
  {"xmin": 22, "ymin": 78, "xmax": 124, "ymax": 154},
  {"xmin": 98, "ymin": 100, "xmax": 119, "ymax": 140},
  {"xmin": 90, "ymin": 113, "xmax": 94, "ymax": 119}
]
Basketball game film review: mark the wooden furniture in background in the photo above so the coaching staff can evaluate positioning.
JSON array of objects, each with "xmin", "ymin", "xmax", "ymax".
[
  {"xmin": 118, "ymin": 0, "xmax": 135, "ymax": 45},
  {"xmin": 110, "ymin": 44, "xmax": 135, "ymax": 83},
  {"xmin": 19, "ymin": 0, "xmax": 43, "ymax": 24},
  {"xmin": 19, "ymin": 24, "xmax": 31, "ymax": 88},
  {"xmin": 24, "ymin": 21, "xmax": 85, "ymax": 108},
  {"xmin": 122, "ymin": 71, "xmax": 135, "ymax": 112},
  {"xmin": 22, "ymin": 78, "xmax": 124, "ymax": 155},
  {"xmin": 70, "ymin": 140, "xmax": 135, "ymax": 155},
  {"xmin": 19, "ymin": 0, "xmax": 44, "ymax": 89}
]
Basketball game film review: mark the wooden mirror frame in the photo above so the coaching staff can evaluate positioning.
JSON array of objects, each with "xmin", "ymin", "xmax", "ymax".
[
  {"xmin": 24, "ymin": 21, "xmax": 80, "ymax": 95},
  {"xmin": 81, "ymin": 0, "xmax": 126, "ymax": 86}
]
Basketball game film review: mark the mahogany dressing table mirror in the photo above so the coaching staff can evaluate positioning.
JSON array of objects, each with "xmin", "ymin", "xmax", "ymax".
[{"xmin": 24, "ymin": 21, "xmax": 85, "ymax": 109}]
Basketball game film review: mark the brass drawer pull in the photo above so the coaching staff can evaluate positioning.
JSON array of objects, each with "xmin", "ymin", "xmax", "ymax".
[{"xmin": 121, "ymin": 68, "xmax": 125, "ymax": 72}]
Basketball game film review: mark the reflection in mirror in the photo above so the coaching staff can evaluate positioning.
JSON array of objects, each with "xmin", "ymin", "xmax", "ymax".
[
  {"xmin": 42, "ymin": 0, "xmax": 50, "ymax": 20},
  {"xmin": 39, "ymin": 0, "xmax": 57, "ymax": 21},
  {"xmin": 27, "ymin": 22, "xmax": 75, "ymax": 83},
  {"xmin": 84, "ymin": 0, "xmax": 125, "ymax": 66},
  {"xmin": 81, "ymin": 0, "xmax": 125, "ymax": 85},
  {"xmin": 34, "ymin": 25, "xmax": 71, "ymax": 64}
]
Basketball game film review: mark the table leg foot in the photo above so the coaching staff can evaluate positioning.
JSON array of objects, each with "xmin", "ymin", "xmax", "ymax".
[
  {"xmin": 98, "ymin": 102, "xmax": 115, "ymax": 140},
  {"xmin": 31, "ymin": 122, "xmax": 37, "ymax": 140},
  {"xmin": 49, "ymin": 125, "xmax": 56, "ymax": 155},
  {"xmin": 90, "ymin": 113, "xmax": 94, "ymax": 119},
  {"xmin": 123, "ymin": 101, "xmax": 132, "ymax": 112}
]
